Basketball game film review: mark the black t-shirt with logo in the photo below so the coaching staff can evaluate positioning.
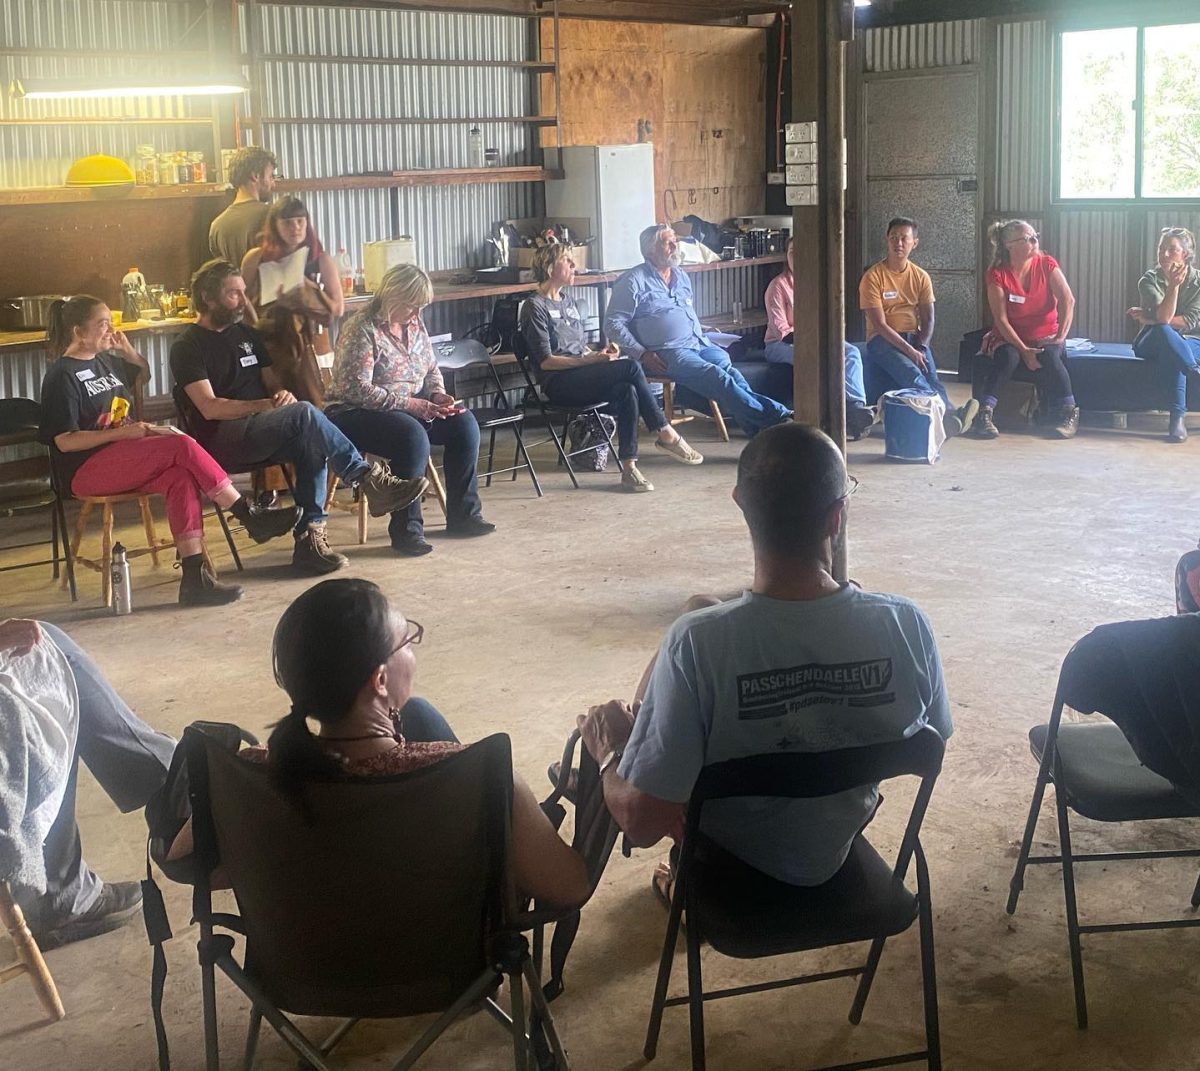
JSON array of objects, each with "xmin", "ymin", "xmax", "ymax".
[
  {"xmin": 518, "ymin": 292, "xmax": 589, "ymax": 383},
  {"xmin": 169, "ymin": 323, "xmax": 272, "ymax": 442},
  {"xmin": 39, "ymin": 351, "xmax": 139, "ymax": 488}
]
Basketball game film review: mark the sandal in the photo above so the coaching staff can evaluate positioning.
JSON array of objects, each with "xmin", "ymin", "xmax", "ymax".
[{"xmin": 652, "ymin": 860, "xmax": 677, "ymax": 911}]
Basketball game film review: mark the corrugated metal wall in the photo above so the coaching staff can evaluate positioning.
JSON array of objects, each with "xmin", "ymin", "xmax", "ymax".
[
  {"xmin": 863, "ymin": 19, "xmax": 980, "ymax": 73},
  {"xmin": 993, "ymin": 19, "xmax": 1052, "ymax": 214},
  {"xmin": 1057, "ymin": 211, "xmax": 1129, "ymax": 342}
]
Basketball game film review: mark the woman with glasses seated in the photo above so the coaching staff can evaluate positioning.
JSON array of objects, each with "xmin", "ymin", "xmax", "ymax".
[
  {"xmin": 170, "ymin": 578, "xmax": 589, "ymax": 909},
  {"xmin": 325, "ymin": 264, "xmax": 493, "ymax": 557},
  {"xmin": 1127, "ymin": 227, "xmax": 1200, "ymax": 444},
  {"xmin": 518, "ymin": 243, "xmax": 703, "ymax": 493},
  {"xmin": 970, "ymin": 219, "xmax": 1079, "ymax": 441}
]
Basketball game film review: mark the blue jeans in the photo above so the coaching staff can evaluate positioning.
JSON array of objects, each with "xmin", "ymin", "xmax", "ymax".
[
  {"xmin": 397, "ymin": 697, "xmax": 458, "ymax": 743},
  {"xmin": 26, "ymin": 624, "xmax": 176, "ymax": 922},
  {"xmin": 657, "ymin": 344, "xmax": 792, "ymax": 433},
  {"xmin": 764, "ymin": 340, "xmax": 868, "ymax": 407},
  {"xmin": 1134, "ymin": 324, "xmax": 1200, "ymax": 418},
  {"xmin": 863, "ymin": 334, "xmax": 950, "ymax": 409},
  {"xmin": 328, "ymin": 405, "xmax": 482, "ymax": 542},
  {"xmin": 544, "ymin": 358, "xmax": 667, "ymax": 461},
  {"xmin": 203, "ymin": 402, "xmax": 370, "ymax": 530}
]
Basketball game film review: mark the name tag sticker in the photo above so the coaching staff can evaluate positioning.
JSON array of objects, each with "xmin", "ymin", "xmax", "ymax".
[
  {"xmin": 686, "ymin": 298, "xmax": 693, "ymax": 305},
  {"xmin": 75, "ymin": 369, "xmax": 95, "ymax": 381},
  {"xmin": 882, "ymin": 290, "xmax": 899, "ymax": 300},
  {"xmin": 548, "ymin": 309, "xmax": 562, "ymax": 319},
  {"xmin": 239, "ymin": 354, "xmax": 259, "ymax": 367},
  {"xmin": 1008, "ymin": 294, "xmax": 1026, "ymax": 304}
]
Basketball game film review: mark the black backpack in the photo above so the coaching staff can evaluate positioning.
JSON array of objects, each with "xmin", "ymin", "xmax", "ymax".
[{"xmin": 142, "ymin": 721, "xmax": 256, "ymax": 1070}]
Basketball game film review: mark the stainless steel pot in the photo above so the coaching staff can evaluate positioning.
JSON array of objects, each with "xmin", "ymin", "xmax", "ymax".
[{"xmin": 0, "ymin": 295, "xmax": 68, "ymax": 330}]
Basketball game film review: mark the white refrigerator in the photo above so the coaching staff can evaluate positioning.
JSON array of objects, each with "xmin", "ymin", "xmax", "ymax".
[{"xmin": 545, "ymin": 144, "xmax": 656, "ymax": 272}]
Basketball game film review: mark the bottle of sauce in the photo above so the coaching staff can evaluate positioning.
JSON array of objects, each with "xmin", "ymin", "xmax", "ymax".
[{"xmin": 336, "ymin": 248, "xmax": 354, "ymax": 297}]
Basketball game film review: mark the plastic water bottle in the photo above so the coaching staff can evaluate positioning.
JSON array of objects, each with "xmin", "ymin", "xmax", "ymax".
[
  {"xmin": 111, "ymin": 542, "xmax": 132, "ymax": 616},
  {"xmin": 336, "ymin": 248, "xmax": 353, "ymax": 297},
  {"xmin": 468, "ymin": 126, "xmax": 485, "ymax": 169}
]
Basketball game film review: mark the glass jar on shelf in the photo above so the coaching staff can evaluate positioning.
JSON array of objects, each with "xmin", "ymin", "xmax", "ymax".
[
  {"xmin": 135, "ymin": 145, "xmax": 158, "ymax": 185},
  {"xmin": 157, "ymin": 152, "xmax": 178, "ymax": 185},
  {"xmin": 188, "ymin": 152, "xmax": 207, "ymax": 183}
]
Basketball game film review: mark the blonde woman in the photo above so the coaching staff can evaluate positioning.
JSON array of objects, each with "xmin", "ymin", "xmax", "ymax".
[
  {"xmin": 1128, "ymin": 227, "xmax": 1200, "ymax": 443},
  {"xmin": 518, "ymin": 243, "xmax": 702, "ymax": 493},
  {"xmin": 971, "ymin": 220, "xmax": 1078, "ymax": 440},
  {"xmin": 325, "ymin": 264, "xmax": 493, "ymax": 557}
]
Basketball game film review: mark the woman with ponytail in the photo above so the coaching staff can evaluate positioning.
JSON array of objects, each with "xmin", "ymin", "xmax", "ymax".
[
  {"xmin": 222, "ymin": 579, "xmax": 589, "ymax": 907},
  {"xmin": 970, "ymin": 220, "xmax": 1079, "ymax": 440},
  {"xmin": 38, "ymin": 296, "xmax": 299, "ymax": 606}
]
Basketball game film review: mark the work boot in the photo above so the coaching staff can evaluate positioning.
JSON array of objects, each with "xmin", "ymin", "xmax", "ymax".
[
  {"xmin": 1051, "ymin": 405, "xmax": 1080, "ymax": 440},
  {"xmin": 969, "ymin": 406, "xmax": 1000, "ymax": 439},
  {"xmin": 846, "ymin": 404, "xmax": 876, "ymax": 441},
  {"xmin": 356, "ymin": 461, "xmax": 428, "ymax": 518},
  {"xmin": 179, "ymin": 557, "xmax": 244, "ymax": 606},
  {"xmin": 229, "ymin": 497, "xmax": 301, "ymax": 544},
  {"xmin": 35, "ymin": 881, "xmax": 144, "ymax": 951},
  {"xmin": 1168, "ymin": 415, "xmax": 1189, "ymax": 443},
  {"xmin": 445, "ymin": 517, "xmax": 497, "ymax": 538},
  {"xmin": 293, "ymin": 523, "xmax": 348, "ymax": 575},
  {"xmin": 392, "ymin": 533, "xmax": 434, "ymax": 557}
]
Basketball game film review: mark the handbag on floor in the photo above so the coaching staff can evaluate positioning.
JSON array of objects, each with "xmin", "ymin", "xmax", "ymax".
[{"xmin": 565, "ymin": 411, "xmax": 616, "ymax": 472}]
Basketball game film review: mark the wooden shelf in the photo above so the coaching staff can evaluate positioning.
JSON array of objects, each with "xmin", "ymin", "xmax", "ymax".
[
  {"xmin": 685, "ymin": 253, "xmax": 786, "ymax": 273},
  {"xmin": 254, "ymin": 53, "xmax": 556, "ymax": 71},
  {"xmin": 0, "ymin": 315, "xmax": 197, "ymax": 353},
  {"xmin": 248, "ymin": 115, "xmax": 559, "ymax": 127},
  {"xmin": 0, "ymin": 116, "xmax": 215, "ymax": 127},
  {"xmin": 276, "ymin": 166, "xmax": 562, "ymax": 193},
  {"xmin": 0, "ymin": 183, "xmax": 228, "ymax": 207}
]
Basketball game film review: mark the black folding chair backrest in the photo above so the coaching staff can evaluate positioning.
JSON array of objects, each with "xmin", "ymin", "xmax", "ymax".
[
  {"xmin": 0, "ymin": 397, "xmax": 42, "ymax": 436},
  {"xmin": 187, "ymin": 729, "xmax": 515, "ymax": 1019},
  {"xmin": 685, "ymin": 728, "xmax": 946, "ymax": 882},
  {"xmin": 1051, "ymin": 615, "xmax": 1200, "ymax": 806}
]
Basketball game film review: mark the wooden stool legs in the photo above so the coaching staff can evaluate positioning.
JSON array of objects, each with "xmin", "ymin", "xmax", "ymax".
[{"xmin": 0, "ymin": 881, "xmax": 65, "ymax": 1022}]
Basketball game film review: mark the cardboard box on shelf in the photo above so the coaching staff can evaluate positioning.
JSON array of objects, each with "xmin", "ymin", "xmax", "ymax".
[{"xmin": 505, "ymin": 217, "xmax": 591, "ymax": 271}]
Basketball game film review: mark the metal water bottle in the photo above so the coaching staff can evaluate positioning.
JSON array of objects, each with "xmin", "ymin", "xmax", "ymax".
[{"xmin": 111, "ymin": 542, "xmax": 132, "ymax": 616}]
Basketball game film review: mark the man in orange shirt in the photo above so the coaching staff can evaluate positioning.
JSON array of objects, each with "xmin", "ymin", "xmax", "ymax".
[{"xmin": 859, "ymin": 217, "xmax": 976, "ymax": 436}]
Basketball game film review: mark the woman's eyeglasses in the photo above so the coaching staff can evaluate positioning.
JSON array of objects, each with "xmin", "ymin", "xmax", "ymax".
[
  {"xmin": 390, "ymin": 620, "xmax": 423, "ymax": 654},
  {"xmin": 1007, "ymin": 233, "xmax": 1039, "ymax": 245}
]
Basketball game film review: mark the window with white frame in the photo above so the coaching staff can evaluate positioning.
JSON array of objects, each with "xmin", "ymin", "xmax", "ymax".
[{"xmin": 1057, "ymin": 22, "xmax": 1200, "ymax": 200}]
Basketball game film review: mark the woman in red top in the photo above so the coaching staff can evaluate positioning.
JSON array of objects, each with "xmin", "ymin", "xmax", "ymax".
[{"xmin": 971, "ymin": 219, "xmax": 1079, "ymax": 440}]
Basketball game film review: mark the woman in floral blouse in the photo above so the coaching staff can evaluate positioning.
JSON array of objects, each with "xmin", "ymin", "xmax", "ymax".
[{"xmin": 325, "ymin": 264, "xmax": 494, "ymax": 556}]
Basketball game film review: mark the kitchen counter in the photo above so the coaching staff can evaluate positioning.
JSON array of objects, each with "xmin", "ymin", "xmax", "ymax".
[{"xmin": 0, "ymin": 314, "xmax": 198, "ymax": 352}]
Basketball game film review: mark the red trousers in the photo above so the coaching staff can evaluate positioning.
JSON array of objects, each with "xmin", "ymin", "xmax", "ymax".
[{"xmin": 71, "ymin": 435, "xmax": 233, "ymax": 544}]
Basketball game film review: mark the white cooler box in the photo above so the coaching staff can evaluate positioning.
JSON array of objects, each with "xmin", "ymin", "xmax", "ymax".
[{"xmin": 363, "ymin": 238, "xmax": 417, "ymax": 293}]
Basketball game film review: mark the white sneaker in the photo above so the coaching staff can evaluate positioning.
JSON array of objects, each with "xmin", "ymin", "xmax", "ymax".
[
  {"xmin": 655, "ymin": 436, "xmax": 704, "ymax": 465},
  {"xmin": 621, "ymin": 465, "xmax": 654, "ymax": 493}
]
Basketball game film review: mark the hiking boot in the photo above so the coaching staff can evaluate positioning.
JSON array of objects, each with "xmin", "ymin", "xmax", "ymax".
[
  {"xmin": 179, "ymin": 561, "xmax": 244, "ymax": 607},
  {"xmin": 621, "ymin": 464, "xmax": 654, "ymax": 492},
  {"xmin": 1168, "ymin": 415, "xmax": 1188, "ymax": 443},
  {"xmin": 957, "ymin": 398, "xmax": 980, "ymax": 434},
  {"xmin": 969, "ymin": 406, "xmax": 1000, "ymax": 439},
  {"xmin": 231, "ymin": 499, "xmax": 301, "ymax": 544},
  {"xmin": 357, "ymin": 461, "xmax": 428, "ymax": 518},
  {"xmin": 36, "ymin": 881, "xmax": 143, "ymax": 951},
  {"xmin": 654, "ymin": 436, "xmax": 704, "ymax": 465},
  {"xmin": 1050, "ymin": 405, "xmax": 1080, "ymax": 440},
  {"xmin": 293, "ymin": 523, "xmax": 348, "ymax": 575},
  {"xmin": 847, "ymin": 404, "xmax": 876, "ymax": 441},
  {"xmin": 445, "ymin": 517, "xmax": 497, "ymax": 538}
]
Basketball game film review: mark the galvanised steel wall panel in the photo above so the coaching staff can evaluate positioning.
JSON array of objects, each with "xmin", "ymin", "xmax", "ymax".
[
  {"xmin": 993, "ymin": 19, "xmax": 1052, "ymax": 213},
  {"xmin": 1057, "ymin": 211, "xmax": 1128, "ymax": 342},
  {"xmin": 2, "ymin": 331, "xmax": 175, "ymax": 404},
  {"xmin": 1144, "ymin": 211, "xmax": 1200, "ymax": 269},
  {"xmin": 863, "ymin": 19, "xmax": 980, "ymax": 73}
]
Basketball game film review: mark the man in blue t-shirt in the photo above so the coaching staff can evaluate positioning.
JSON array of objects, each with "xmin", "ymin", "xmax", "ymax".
[
  {"xmin": 580, "ymin": 423, "xmax": 952, "ymax": 887},
  {"xmin": 604, "ymin": 225, "xmax": 792, "ymax": 436}
]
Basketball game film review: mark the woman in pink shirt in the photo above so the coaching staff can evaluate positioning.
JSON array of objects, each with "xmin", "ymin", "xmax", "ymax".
[
  {"xmin": 971, "ymin": 219, "xmax": 1078, "ymax": 440},
  {"xmin": 764, "ymin": 238, "xmax": 875, "ymax": 439}
]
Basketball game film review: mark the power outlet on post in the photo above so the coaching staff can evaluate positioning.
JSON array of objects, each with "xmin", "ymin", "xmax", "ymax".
[{"xmin": 786, "ymin": 185, "xmax": 818, "ymax": 206}]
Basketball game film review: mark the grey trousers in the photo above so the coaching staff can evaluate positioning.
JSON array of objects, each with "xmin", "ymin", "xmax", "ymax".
[{"xmin": 23, "ymin": 624, "xmax": 176, "ymax": 925}]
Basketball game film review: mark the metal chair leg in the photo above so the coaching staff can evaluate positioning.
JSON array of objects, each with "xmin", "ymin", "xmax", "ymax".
[
  {"xmin": 555, "ymin": 415, "xmax": 582, "ymax": 488},
  {"xmin": 643, "ymin": 873, "xmax": 685, "ymax": 1061},
  {"xmin": 685, "ymin": 913, "xmax": 706, "ymax": 1071},
  {"xmin": 50, "ymin": 499, "xmax": 60, "ymax": 580},
  {"xmin": 242, "ymin": 1006, "xmax": 262, "ymax": 1070},
  {"xmin": 200, "ymin": 936, "xmax": 221, "ymax": 1070},
  {"xmin": 1008, "ymin": 722, "xmax": 1060, "ymax": 915},
  {"xmin": 486, "ymin": 427, "xmax": 497, "ymax": 488},
  {"xmin": 510, "ymin": 966, "xmax": 529, "ymax": 1070},
  {"xmin": 524, "ymin": 958, "xmax": 570, "ymax": 1070},
  {"xmin": 512, "ymin": 426, "xmax": 544, "ymax": 498},
  {"xmin": 1054, "ymin": 767, "xmax": 1088, "ymax": 1029},
  {"xmin": 214, "ymin": 505, "xmax": 244, "ymax": 572},
  {"xmin": 915, "ymin": 842, "xmax": 942, "ymax": 1071},
  {"xmin": 57, "ymin": 497, "xmax": 77, "ymax": 602},
  {"xmin": 848, "ymin": 935, "xmax": 886, "ymax": 1025}
]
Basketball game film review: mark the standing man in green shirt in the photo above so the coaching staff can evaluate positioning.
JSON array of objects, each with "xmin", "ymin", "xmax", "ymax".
[{"xmin": 209, "ymin": 146, "xmax": 278, "ymax": 268}]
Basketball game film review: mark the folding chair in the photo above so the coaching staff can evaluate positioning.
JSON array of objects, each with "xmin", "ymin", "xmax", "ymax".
[
  {"xmin": 1006, "ymin": 619, "xmax": 1200, "ymax": 1029},
  {"xmin": 506, "ymin": 334, "xmax": 617, "ymax": 489},
  {"xmin": 0, "ymin": 880, "xmax": 65, "ymax": 1022},
  {"xmin": 644, "ymin": 728, "xmax": 945, "ymax": 1071},
  {"xmin": 0, "ymin": 398, "xmax": 63, "ymax": 583},
  {"xmin": 184, "ymin": 726, "xmax": 568, "ymax": 1070},
  {"xmin": 431, "ymin": 338, "xmax": 542, "ymax": 497}
]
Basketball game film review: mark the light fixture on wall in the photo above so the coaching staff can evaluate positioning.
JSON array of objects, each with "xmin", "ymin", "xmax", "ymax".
[{"xmin": 9, "ymin": 72, "xmax": 248, "ymax": 100}]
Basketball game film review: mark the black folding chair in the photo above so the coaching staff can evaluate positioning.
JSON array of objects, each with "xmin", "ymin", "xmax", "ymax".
[
  {"xmin": 506, "ymin": 332, "xmax": 619, "ymax": 489},
  {"xmin": 1006, "ymin": 620, "xmax": 1200, "ymax": 1029},
  {"xmin": 185, "ymin": 726, "xmax": 568, "ymax": 1070},
  {"xmin": 431, "ymin": 338, "xmax": 543, "ymax": 497},
  {"xmin": 0, "ymin": 398, "xmax": 63, "ymax": 584},
  {"xmin": 644, "ymin": 728, "xmax": 945, "ymax": 1071}
]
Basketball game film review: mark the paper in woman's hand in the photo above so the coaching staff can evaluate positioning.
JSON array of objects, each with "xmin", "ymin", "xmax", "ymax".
[{"xmin": 258, "ymin": 247, "xmax": 308, "ymax": 302}]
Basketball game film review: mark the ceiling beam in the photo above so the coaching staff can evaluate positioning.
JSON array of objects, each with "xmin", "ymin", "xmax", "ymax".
[{"xmin": 856, "ymin": 0, "xmax": 1185, "ymax": 28}]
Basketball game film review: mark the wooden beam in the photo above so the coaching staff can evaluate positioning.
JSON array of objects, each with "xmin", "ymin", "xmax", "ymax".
[{"xmin": 856, "ymin": 0, "xmax": 1184, "ymax": 28}]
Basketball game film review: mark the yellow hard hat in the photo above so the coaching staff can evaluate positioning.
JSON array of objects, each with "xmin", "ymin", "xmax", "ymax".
[{"xmin": 65, "ymin": 153, "xmax": 136, "ymax": 187}]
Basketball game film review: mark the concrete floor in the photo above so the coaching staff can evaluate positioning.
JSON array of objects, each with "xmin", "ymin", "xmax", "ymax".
[{"xmin": 3, "ymin": 390, "xmax": 1200, "ymax": 1070}]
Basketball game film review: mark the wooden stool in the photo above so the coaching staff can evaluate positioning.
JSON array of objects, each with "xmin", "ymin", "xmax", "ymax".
[
  {"xmin": 648, "ymin": 377, "xmax": 730, "ymax": 442},
  {"xmin": 324, "ymin": 461, "xmax": 447, "ymax": 545},
  {"xmin": 65, "ymin": 493, "xmax": 174, "ymax": 606},
  {"xmin": 0, "ymin": 881, "xmax": 65, "ymax": 1022}
]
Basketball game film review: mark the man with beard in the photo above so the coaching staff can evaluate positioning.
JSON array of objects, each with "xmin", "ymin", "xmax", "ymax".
[
  {"xmin": 605, "ymin": 225, "xmax": 792, "ymax": 436},
  {"xmin": 209, "ymin": 146, "xmax": 277, "ymax": 267},
  {"xmin": 169, "ymin": 259, "xmax": 427, "ymax": 574}
]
